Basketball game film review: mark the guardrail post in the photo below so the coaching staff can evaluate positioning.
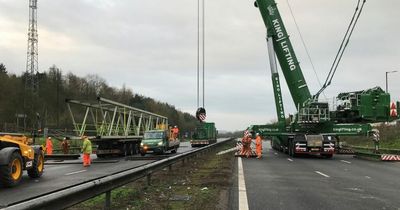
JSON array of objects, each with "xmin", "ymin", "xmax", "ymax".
[
  {"xmin": 105, "ymin": 190, "xmax": 111, "ymax": 210},
  {"xmin": 147, "ymin": 173, "xmax": 151, "ymax": 186}
]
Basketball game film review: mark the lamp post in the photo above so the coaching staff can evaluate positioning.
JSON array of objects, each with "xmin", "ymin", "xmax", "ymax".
[{"xmin": 385, "ymin": 70, "xmax": 398, "ymax": 93}]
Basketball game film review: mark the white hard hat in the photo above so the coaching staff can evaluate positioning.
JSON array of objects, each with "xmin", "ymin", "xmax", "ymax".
[{"xmin": 256, "ymin": 133, "xmax": 260, "ymax": 136}]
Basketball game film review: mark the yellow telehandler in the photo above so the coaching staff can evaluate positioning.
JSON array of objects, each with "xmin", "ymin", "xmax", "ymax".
[{"xmin": 0, "ymin": 134, "xmax": 44, "ymax": 187}]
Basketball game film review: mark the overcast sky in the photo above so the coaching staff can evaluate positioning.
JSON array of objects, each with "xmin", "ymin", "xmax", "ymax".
[{"xmin": 1, "ymin": 0, "xmax": 399, "ymax": 131}]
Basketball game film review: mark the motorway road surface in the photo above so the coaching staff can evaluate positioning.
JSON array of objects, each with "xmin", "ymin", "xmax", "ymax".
[
  {"xmin": 0, "ymin": 141, "xmax": 200, "ymax": 207},
  {"xmin": 230, "ymin": 140, "xmax": 400, "ymax": 210}
]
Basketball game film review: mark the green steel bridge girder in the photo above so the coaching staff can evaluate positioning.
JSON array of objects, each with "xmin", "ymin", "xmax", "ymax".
[{"xmin": 66, "ymin": 98, "xmax": 168, "ymax": 138}]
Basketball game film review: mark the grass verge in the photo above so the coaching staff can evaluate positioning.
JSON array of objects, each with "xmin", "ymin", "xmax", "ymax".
[{"xmin": 68, "ymin": 141, "xmax": 236, "ymax": 210}]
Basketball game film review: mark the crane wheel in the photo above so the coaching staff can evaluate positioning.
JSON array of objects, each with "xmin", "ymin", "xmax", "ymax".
[
  {"xmin": 1, "ymin": 152, "xmax": 23, "ymax": 187},
  {"xmin": 28, "ymin": 150, "xmax": 44, "ymax": 178},
  {"xmin": 322, "ymin": 154, "xmax": 333, "ymax": 159}
]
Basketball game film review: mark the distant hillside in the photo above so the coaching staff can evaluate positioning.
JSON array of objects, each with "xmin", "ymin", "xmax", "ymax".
[{"xmin": 0, "ymin": 63, "xmax": 199, "ymax": 134}]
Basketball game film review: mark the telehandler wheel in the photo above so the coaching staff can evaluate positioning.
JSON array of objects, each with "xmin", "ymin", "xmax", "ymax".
[
  {"xmin": 0, "ymin": 152, "xmax": 23, "ymax": 187},
  {"xmin": 28, "ymin": 150, "xmax": 44, "ymax": 178}
]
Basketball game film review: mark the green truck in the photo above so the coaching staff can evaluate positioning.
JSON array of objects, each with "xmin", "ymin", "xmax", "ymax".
[
  {"xmin": 190, "ymin": 122, "xmax": 217, "ymax": 147},
  {"xmin": 140, "ymin": 130, "xmax": 180, "ymax": 156}
]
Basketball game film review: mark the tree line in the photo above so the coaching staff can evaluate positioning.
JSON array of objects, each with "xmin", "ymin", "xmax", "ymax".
[{"xmin": 0, "ymin": 63, "xmax": 200, "ymax": 135}]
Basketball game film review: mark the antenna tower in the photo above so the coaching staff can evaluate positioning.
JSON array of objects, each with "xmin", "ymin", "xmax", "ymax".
[{"xmin": 25, "ymin": 0, "xmax": 39, "ymax": 93}]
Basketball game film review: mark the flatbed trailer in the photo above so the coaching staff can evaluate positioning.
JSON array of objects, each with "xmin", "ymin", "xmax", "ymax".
[{"xmin": 66, "ymin": 97, "xmax": 168, "ymax": 157}]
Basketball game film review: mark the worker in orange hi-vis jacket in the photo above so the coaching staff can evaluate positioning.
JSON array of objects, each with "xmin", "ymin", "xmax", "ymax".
[
  {"xmin": 255, "ymin": 133, "xmax": 263, "ymax": 159},
  {"xmin": 172, "ymin": 125, "xmax": 179, "ymax": 140},
  {"xmin": 45, "ymin": 137, "xmax": 53, "ymax": 155}
]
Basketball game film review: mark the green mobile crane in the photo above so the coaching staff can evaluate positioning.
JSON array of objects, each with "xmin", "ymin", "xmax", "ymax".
[{"xmin": 249, "ymin": 0, "xmax": 399, "ymax": 157}]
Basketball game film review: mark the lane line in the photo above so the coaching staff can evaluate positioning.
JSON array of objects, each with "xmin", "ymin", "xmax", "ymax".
[
  {"xmin": 315, "ymin": 171, "xmax": 330, "ymax": 178},
  {"xmin": 238, "ymin": 157, "xmax": 249, "ymax": 210},
  {"xmin": 65, "ymin": 170, "xmax": 87, "ymax": 176},
  {"xmin": 340, "ymin": 160, "xmax": 351, "ymax": 164},
  {"xmin": 287, "ymin": 158, "xmax": 293, "ymax": 162}
]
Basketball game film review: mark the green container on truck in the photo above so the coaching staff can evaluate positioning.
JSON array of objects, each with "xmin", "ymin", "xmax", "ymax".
[
  {"xmin": 140, "ymin": 130, "xmax": 180, "ymax": 156},
  {"xmin": 190, "ymin": 122, "xmax": 217, "ymax": 147}
]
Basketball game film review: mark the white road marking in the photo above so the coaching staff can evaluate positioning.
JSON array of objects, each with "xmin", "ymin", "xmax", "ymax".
[
  {"xmin": 287, "ymin": 158, "xmax": 293, "ymax": 162},
  {"xmin": 238, "ymin": 158, "xmax": 249, "ymax": 210},
  {"xmin": 340, "ymin": 160, "xmax": 351, "ymax": 164},
  {"xmin": 65, "ymin": 170, "xmax": 87, "ymax": 176},
  {"xmin": 315, "ymin": 171, "xmax": 330, "ymax": 178},
  {"xmin": 216, "ymin": 147, "xmax": 237, "ymax": 155},
  {"xmin": 274, "ymin": 153, "xmax": 278, "ymax": 155},
  {"xmin": 365, "ymin": 176, "xmax": 371, "ymax": 179}
]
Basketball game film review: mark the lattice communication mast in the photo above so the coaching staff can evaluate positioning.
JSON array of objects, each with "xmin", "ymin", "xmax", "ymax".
[{"xmin": 25, "ymin": 0, "xmax": 39, "ymax": 93}]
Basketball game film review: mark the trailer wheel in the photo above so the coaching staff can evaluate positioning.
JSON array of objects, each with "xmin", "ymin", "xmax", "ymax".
[
  {"xmin": 97, "ymin": 154, "xmax": 107, "ymax": 158},
  {"xmin": 28, "ymin": 150, "xmax": 44, "ymax": 178},
  {"xmin": 123, "ymin": 144, "xmax": 128, "ymax": 156},
  {"xmin": 129, "ymin": 143, "xmax": 134, "ymax": 156},
  {"xmin": 1, "ymin": 152, "xmax": 23, "ymax": 187}
]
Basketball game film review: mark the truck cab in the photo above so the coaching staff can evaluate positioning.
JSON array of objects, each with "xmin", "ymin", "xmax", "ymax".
[{"xmin": 140, "ymin": 130, "xmax": 180, "ymax": 156}]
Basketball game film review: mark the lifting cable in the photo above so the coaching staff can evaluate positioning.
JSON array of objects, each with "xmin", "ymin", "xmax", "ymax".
[
  {"xmin": 314, "ymin": 0, "xmax": 366, "ymax": 100},
  {"xmin": 197, "ymin": 0, "xmax": 200, "ymax": 108},
  {"xmin": 285, "ymin": 0, "xmax": 327, "ymax": 100},
  {"xmin": 197, "ymin": 0, "xmax": 205, "ymax": 108},
  {"xmin": 202, "ymin": 0, "xmax": 205, "ymax": 109},
  {"xmin": 196, "ymin": 0, "xmax": 206, "ymax": 121}
]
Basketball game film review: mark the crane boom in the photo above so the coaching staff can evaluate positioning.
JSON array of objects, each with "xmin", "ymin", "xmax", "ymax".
[{"xmin": 255, "ymin": 0, "xmax": 311, "ymax": 109}]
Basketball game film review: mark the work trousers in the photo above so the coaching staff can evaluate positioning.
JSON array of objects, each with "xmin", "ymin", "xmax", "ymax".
[
  {"xmin": 256, "ymin": 145, "xmax": 262, "ymax": 158},
  {"xmin": 83, "ymin": 153, "xmax": 91, "ymax": 166},
  {"xmin": 46, "ymin": 148, "xmax": 53, "ymax": 155}
]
